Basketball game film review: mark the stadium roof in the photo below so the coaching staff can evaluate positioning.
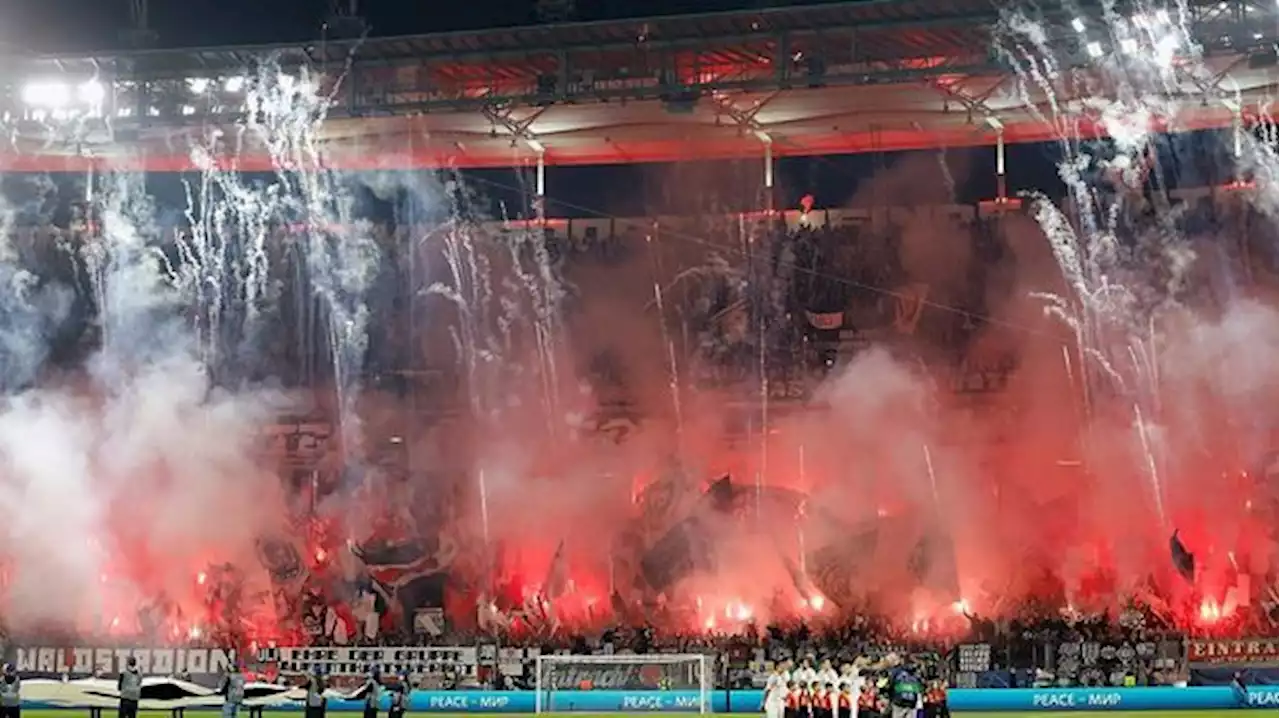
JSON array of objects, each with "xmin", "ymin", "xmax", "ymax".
[{"xmin": 0, "ymin": 0, "xmax": 1275, "ymax": 171}]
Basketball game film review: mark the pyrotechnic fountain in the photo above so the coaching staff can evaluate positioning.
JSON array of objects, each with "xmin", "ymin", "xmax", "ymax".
[
  {"xmin": 997, "ymin": 1, "xmax": 1274, "ymax": 360},
  {"xmin": 0, "ymin": 62, "xmax": 394, "ymax": 642},
  {"xmin": 994, "ymin": 0, "xmax": 1277, "ymax": 618}
]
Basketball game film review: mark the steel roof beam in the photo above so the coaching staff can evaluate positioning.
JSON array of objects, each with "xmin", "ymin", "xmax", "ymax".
[
  {"xmin": 9, "ymin": 0, "xmax": 1270, "ymax": 80},
  {"xmin": 13, "ymin": 15, "xmax": 995, "ymax": 79},
  {"xmin": 480, "ymin": 105, "xmax": 546, "ymax": 152},
  {"xmin": 81, "ymin": 60, "xmax": 1000, "ymax": 126}
]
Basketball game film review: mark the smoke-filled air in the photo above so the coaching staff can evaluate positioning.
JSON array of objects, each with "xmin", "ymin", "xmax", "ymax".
[{"xmin": 0, "ymin": 0, "xmax": 1274, "ymax": 652}]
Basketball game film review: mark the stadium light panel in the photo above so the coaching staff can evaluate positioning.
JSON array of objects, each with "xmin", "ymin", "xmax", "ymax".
[
  {"xmin": 1119, "ymin": 38, "xmax": 1139, "ymax": 54},
  {"xmin": 1071, "ymin": 17, "xmax": 1085, "ymax": 33},
  {"xmin": 21, "ymin": 81, "xmax": 71, "ymax": 108},
  {"xmin": 1086, "ymin": 41, "xmax": 1104, "ymax": 58},
  {"xmin": 224, "ymin": 76, "xmax": 246, "ymax": 92},
  {"xmin": 187, "ymin": 77, "xmax": 211, "ymax": 94},
  {"xmin": 181, "ymin": 105, "xmax": 197, "ymax": 116}
]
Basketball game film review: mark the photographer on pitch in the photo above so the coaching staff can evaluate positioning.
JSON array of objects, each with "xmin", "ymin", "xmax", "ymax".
[
  {"xmin": 118, "ymin": 657, "xmax": 142, "ymax": 718},
  {"xmin": 217, "ymin": 659, "xmax": 246, "ymax": 718},
  {"xmin": 1, "ymin": 663, "xmax": 21, "ymax": 718},
  {"xmin": 305, "ymin": 665, "xmax": 328, "ymax": 718},
  {"xmin": 362, "ymin": 667, "xmax": 382, "ymax": 718}
]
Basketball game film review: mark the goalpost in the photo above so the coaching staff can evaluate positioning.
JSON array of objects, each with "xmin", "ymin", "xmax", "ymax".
[{"xmin": 534, "ymin": 653, "xmax": 714, "ymax": 714}]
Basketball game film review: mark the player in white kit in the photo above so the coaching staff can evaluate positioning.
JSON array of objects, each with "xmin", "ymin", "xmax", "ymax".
[
  {"xmin": 796, "ymin": 658, "xmax": 818, "ymax": 686},
  {"xmin": 816, "ymin": 660, "xmax": 839, "ymax": 691},
  {"xmin": 763, "ymin": 666, "xmax": 789, "ymax": 718}
]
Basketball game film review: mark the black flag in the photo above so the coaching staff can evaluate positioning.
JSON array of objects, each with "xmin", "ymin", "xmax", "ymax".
[
  {"xmin": 639, "ymin": 516, "xmax": 716, "ymax": 591},
  {"xmin": 907, "ymin": 536, "xmax": 934, "ymax": 581},
  {"xmin": 1170, "ymin": 530, "xmax": 1195, "ymax": 582},
  {"xmin": 704, "ymin": 475, "xmax": 738, "ymax": 513}
]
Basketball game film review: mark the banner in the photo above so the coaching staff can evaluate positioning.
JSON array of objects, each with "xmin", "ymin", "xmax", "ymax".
[
  {"xmin": 12, "ymin": 686, "xmax": 1280, "ymax": 712},
  {"xmin": 16, "ymin": 647, "xmax": 235, "ymax": 677},
  {"xmin": 1188, "ymin": 637, "xmax": 1280, "ymax": 665},
  {"xmin": 258, "ymin": 646, "xmax": 476, "ymax": 677},
  {"xmin": 262, "ymin": 421, "xmax": 334, "ymax": 467},
  {"xmin": 945, "ymin": 686, "xmax": 1280, "ymax": 712}
]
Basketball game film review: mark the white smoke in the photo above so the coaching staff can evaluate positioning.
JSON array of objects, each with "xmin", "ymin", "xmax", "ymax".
[{"xmin": 0, "ymin": 62, "xmax": 378, "ymax": 636}]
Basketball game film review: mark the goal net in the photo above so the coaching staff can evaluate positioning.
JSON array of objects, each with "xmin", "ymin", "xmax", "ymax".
[{"xmin": 534, "ymin": 653, "xmax": 713, "ymax": 713}]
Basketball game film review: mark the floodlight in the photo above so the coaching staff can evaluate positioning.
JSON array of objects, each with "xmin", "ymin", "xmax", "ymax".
[
  {"xmin": 1071, "ymin": 17, "xmax": 1085, "ymax": 33},
  {"xmin": 78, "ymin": 80, "xmax": 106, "ymax": 104},
  {"xmin": 1119, "ymin": 38, "xmax": 1139, "ymax": 54},
  {"xmin": 116, "ymin": 107, "xmax": 133, "ymax": 118},
  {"xmin": 21, "ymin": 81, "xmax": 70, "ymax": 108},
  {"xmin": 187, "ymin": 77, "xmax": 211, "ymax": 94},
  {"xmin": 181, "ymin": 105, "xmax": 196, "ymax": 116},
  {"xmin": 1086, "ymin": 41, "xmax": 1104, "ymax": 58},
  {"xmin": 224, "ymin": 76, "xmax": 246, "ymax": 92}
]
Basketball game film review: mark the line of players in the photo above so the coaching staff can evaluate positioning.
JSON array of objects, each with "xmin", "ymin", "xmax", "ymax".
[{"xmin": 763, "ymin": 657, "xmax": 949, "ymax": 718}]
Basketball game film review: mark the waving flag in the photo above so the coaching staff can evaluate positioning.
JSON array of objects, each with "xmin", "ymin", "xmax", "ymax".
[
  {"xmin": 1170, "ymin": 530, "xmax": 1196, "ymax": 583},
  {"xmin": 543, "ymin": 540, "xmax": 569, "ymax": 599},
  {"xmin": 893, "ymin": 283, "xmax": 929, "ymax": 334}
]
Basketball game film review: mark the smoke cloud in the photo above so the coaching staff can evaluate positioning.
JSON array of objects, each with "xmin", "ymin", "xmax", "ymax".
[{"xmin": 0, "ymin": 41, "xmax": 1272, "ymax": 643}]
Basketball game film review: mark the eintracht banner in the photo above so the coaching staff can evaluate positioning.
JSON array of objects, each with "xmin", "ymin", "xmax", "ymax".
[{"xmin": 16, "ymin": 647, "xmax": 236, "ymax": 676}]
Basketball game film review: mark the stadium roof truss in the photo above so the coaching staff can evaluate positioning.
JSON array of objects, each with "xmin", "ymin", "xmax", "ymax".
[{"xmin": 0, "ymin": 0, "xmax": 1275, "ymax": 170}]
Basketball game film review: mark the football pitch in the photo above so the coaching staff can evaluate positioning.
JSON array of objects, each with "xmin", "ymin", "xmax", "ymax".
[{"xmin": 17, "ymin": 706, "xmax": 1280, "ymax": 711}]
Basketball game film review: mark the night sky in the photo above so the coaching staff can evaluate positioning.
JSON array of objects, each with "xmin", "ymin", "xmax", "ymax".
[{"xmin": 7, "ymin": 0, "xmax": 836, "ymax": 52}]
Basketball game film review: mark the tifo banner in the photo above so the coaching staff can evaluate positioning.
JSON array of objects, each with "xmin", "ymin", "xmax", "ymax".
[
  {"xmin": 16, "ymin": 646, "xmax": 235, "ymax": 676},
  {"xmin": 1188, "ymin": 637, "xmax": 1279, "ymax": 665}
]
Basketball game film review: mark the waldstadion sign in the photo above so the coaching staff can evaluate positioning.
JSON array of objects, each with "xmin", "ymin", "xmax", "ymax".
[{"xmin": 16, "ymin": 647, "xmax": 236, "ymax": 676}]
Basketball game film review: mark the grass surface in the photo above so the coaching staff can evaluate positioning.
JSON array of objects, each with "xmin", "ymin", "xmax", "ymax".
[{"xmin": 18, "ymin": 711, "xmax": 1280, "ymax": 718}]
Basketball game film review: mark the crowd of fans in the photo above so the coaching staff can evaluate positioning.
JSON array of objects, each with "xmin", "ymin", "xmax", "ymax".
[
  {"xmin": 289, "ymin": 195, "xmax": 1273, "ymax": 690},
  {"xmin": 4, "ymin": 191, "xmax": 1273, "ymax": 696}
]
